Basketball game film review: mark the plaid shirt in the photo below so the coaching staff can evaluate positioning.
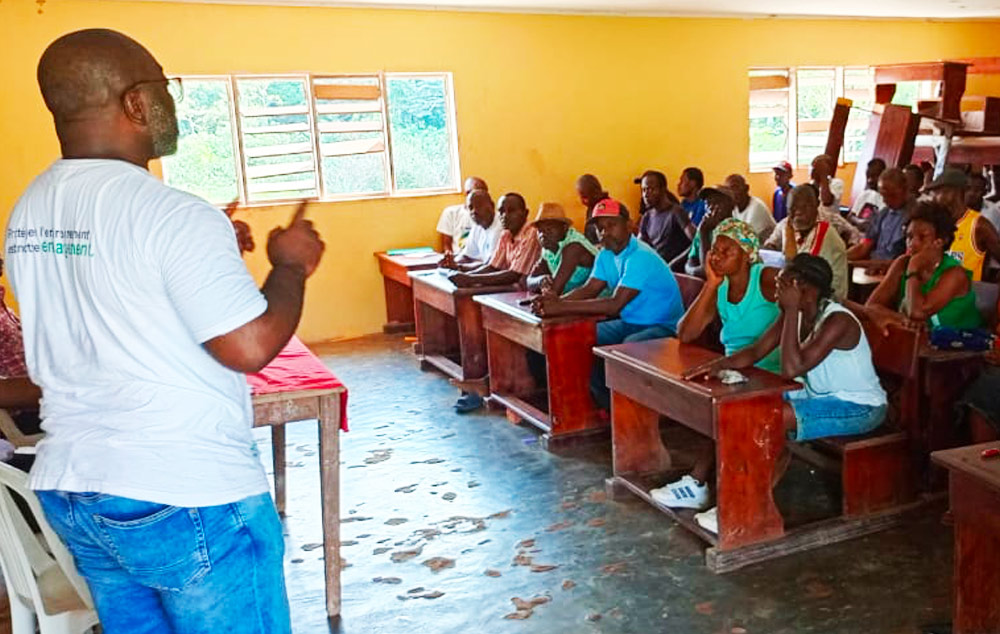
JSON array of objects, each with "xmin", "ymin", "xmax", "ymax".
[{"xmin": 0, "ymin": 288, "xmax": 27, "ymax": 379}]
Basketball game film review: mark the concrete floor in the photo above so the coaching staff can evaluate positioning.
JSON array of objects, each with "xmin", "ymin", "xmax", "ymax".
[{"xmin": 258, "ymin": 334, "xmax": 954, "ymax": 634}]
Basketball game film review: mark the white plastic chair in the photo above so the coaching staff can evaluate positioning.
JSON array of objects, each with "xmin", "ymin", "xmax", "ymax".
[{"xmin": 0, "ymin": 462, "xmax": 99, "ymax": 633}]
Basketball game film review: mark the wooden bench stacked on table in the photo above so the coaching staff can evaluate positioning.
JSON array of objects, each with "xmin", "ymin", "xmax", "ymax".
[
  {"xmin": 248, "ymin": 337, "xmax": 348, "ymax": 618},
  {"xmin": 374, "ymin": 251, "xmax": 442, "ymax": 333},
  {"xmin": 410, "ymin": 270, "xmax": 517, "ymax": 391},
  {"xmin": 932, "ymin": 443, "xmax": 1000, "ymax": 634},
  {"xmin": 473, "ymin": 291, "xmax": 605, "ymax": 450},
  {"xmin": 597, "ymin": 337, "xmax": 922, "ymax": 573}
]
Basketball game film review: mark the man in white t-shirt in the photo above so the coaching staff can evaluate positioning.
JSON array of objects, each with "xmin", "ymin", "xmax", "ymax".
[
  {"xmin": 724, "ymin": 174, "xmax": 775, "ymax": 243},
  {"xmin": 436, "ymin": 176, "xmax": 487, "ymax": 252},
  {"xmin": 439, "ymin": 189, "xmax": 503, "ymax": 271},
  {"xmin": 7, "ymin": 29, "xmax": 325, "ymax": 633}
]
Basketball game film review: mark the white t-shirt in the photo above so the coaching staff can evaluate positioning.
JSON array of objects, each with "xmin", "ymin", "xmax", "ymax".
[
  {"xmin": 436, "ymin": 203, "xmax": 473, "ymax": 250},
  {"xmin": 850, "ymin": 189, "xmax": 884, "ymax": 219},
  {"xmin": 733, "ymin": 196, "xmax": 776, "ymax": 242},
  {"xmin": 459, "ymin": 212, "xmax": 503, "ymax": 263},
  {"xmin": 6, "ymin": 159, "xmax": 270, "ymax": 507}
]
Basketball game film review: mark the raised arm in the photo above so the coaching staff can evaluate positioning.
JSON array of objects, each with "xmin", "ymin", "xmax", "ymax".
[
  {"xmin": 203, "ymin": 202, "xmax": 325, "ymax": 373},
  {"xmin": 677, "ymin": 261, "xmax": 722, "ymax": 343}
]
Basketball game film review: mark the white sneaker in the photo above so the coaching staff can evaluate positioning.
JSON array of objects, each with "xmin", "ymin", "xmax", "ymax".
[
  {"xmin": 694, "ymin": 507, "xmax": 718, "ymax": 534},
  {"xmin": 650, "ymin": 475, "xmax": 709, "ymax": 510}
]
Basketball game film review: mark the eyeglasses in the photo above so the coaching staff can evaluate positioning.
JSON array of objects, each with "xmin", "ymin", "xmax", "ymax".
[{"xmin": 121, "ymin": 77, "xmax": 183, "ymax": 104}]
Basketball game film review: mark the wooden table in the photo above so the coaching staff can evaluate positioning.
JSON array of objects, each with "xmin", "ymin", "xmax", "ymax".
[
  {"xmin": 932, "ymin": 443, "xmax": 1000, "ymax": 634},
  {"xmin": 410, "ymin": 270, "xmax": 517, "ymax": 389},
  {"xmin": 250, "ymin": 358, "xmax": 346, "ymax": 618},
  {"xmin": 374, "ymin": 251, "xmax": 442, "ymax": 333},
  {"xmin": 474, "ymin": 292, "xmax": 605, "ymax": 450},
  {"xmin": 598, "ymin": 338, "xmax": 919, "ymax": 573}
]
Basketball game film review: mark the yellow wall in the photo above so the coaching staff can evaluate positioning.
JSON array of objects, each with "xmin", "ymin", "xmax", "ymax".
[{"xmin": 5, "ymin": 0, "xmax": 1000, "ymax": 341}]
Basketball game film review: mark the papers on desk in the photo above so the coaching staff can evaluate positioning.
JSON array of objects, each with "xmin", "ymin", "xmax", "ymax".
[
  {"xmin": 759, "ymin": 249, "xmax": 785, "ymax": 269},
  {"xmin": 387, "ymin": 247, "xmax": 435, "ymax": 256}
]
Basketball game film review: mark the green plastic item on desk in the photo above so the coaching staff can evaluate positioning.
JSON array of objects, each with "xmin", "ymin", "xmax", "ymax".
[{"xmin": 386, "ymin": 247, "xmax": 435, "ymax": 256}]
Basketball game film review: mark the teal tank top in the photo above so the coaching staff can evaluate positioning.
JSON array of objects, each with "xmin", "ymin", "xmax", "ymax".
[
  {"xmin": 543, "ymin": 227, "xmax": 599, "ymax": 293},
  {"xmin": 717, "ymin": 263, "xmax": 782, "ymax": 373}
]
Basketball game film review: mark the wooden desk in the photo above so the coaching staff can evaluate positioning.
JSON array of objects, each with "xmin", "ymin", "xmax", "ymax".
[
  {"xmin": 474, "ymin": 292, "xmax": 605, "ymax": 450},
  {"xmin": 374, "ymin": 251, "xmax": 442, "ymax": 333},
  {"xmin": 932, "ymin": 443, "xmax": 1000, "ymax": 634},
  {"xmin": 410, "ymin": 270, "xmax": 516, "ymax": 388},
  {"xmin": 598, "ymin": 338, "xmax": 918, "ymax": 573}
]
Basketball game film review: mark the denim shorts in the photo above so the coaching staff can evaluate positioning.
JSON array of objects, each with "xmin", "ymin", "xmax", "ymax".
[{"xmin": 784, "ymin": 391, "xmax": 887, "ymax": 442}]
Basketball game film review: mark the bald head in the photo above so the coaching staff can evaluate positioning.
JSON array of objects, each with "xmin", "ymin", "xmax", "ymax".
[
  {"xmin": 463, "ymin": 177, "xmax": 488, "ymax": 195},
  {"xmin": 39, "ymin": 29, "xmax": 157, "ymax": 122},
  {"xmin": 576, "ymin": 174, "xmax": 607, "ymax": 210},
  {"xmin": 37, "ymin": 29, "xmax": 178, "ymax": 164}
]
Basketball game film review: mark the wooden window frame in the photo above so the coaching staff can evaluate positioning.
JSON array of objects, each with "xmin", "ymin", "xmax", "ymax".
[{"xmin": 163, "ymin": 71, "xmax": 462, "ymax": 207}]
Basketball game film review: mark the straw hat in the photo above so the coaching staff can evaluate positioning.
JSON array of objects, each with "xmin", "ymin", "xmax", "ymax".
[{"xmin": 533, "ymin": 202, "xmax": 573, "ymax": 226}]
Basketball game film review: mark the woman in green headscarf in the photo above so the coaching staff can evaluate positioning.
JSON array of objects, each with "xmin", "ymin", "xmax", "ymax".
[{"xmin": 653, "ymin": 218, "xmax": 783, "ymax": 517}]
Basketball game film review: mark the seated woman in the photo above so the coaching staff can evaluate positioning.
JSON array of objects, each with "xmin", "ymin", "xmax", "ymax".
[
  {"xmin": 659, "ymin": 254, "xmax": 887, "ymax": 533},
  {"xmin": 858, "ymin": 199, "xmax": 982, "ymax": 333},
  {"xmin": 654, "ymin": 219, "xmax": 781, "ymax": 510},
  {"xmin": 525, "ymin": 203, "xmax": 598, "ymax": 296}
]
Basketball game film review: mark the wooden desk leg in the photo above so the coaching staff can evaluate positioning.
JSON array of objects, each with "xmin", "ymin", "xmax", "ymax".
[
  {"xmin": 545, "ymin": 322, "xmax": 599, "ymax": 436},
  {"xmin": 610, "ymin": 391, "xmax": 672, "ymax": 476},
  {"xmin": 715, "ymin": 395, "xmax": 785, "ymax": 551},
  {"xmin": 951, "ymin": 471, "xmax": 1000, "ymax": 634},
  {"xmin": 271, "ymin": 425, "xmax": 286, "ymax": 516},
  {"xmin": 486, "ymin": 331, "xmax": 534, "ymax": 396},
  {"xmin": 318, "ymin": 395, "xmax": 341, "ymax": 618},
  {"xmin": 455, "ymin": 298, "xmax": 488, "ymax": 380},
  {"xmin": 382, "ymin": 277, "xmax": 415, "ymax": 333},
  {"xmin": 415, "ymin": 302, "xmax": 459, "ymax": 360}
]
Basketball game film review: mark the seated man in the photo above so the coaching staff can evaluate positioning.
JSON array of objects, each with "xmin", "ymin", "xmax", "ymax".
[
  {"xmin": 846, "ymin": 168, "xmax": 913, "ymax": 263},
  {"xmin": 763, "ymin": 184, "xmax": 848, "ymax": 298},
  {"xmin": 725, "ymin": 174, "xmax": 775, "ymax": 243},
  {"xmin": 436, "ymin": 176, "xmax": 488, "ymax": 253},
  {"xmin": 576, "ymin": 173, "xmax": 609, "ymax": 244},
  {"xmin": 772, "ymin": 161, "xmax": 795, "ymax": 223},
  {"xmin": 684, "ymin": 185, "xmax": 736, "ymax": 279},
  {"xmin": 439, "ymin": 189, "xmax": 503, "ymax": 272},
  {"xmin": 927, "ymin": 167, "xmax": 1000, "ymax": 282},
  {"xmin": 532, "ymin": 199, "xmax": 684, "ymax": 410},
  {"xmin": 848, "ymin": 158, "xmax": 887, "ymax": 226},
  {"xmin": 678, "ymin": 167, "xmax": 708, "ymax": 226},
  {"xmin": 810, "ymin": 154, "xmax": 863, "ymax": 247},
  {"xmin": 858, "ymin": 200, "xmax": 981, "ymax": 333},
  {"xmin": 526, "ymin": 203, "xmax": 598, "ymax": 296},
  {"xmin": 638, "ymin": 170, "xmax": 694, "ymax": 264},
  {"xmin": 450, "ymin": 193, "xmax": 540, "ymax": 289},
  {"xmin": 903, "ymin": 164, "xmax": 925, "ymax": 200},
  {"xmin": 966, "ymin": 171, "xmax": 1000, "ymax": 231}
]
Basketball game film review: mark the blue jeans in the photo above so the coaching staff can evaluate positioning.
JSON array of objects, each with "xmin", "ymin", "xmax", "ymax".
[
  {"xmin": 591, "ymin": 320, "xmax": 674, "ymax": 409},
  {"xmin": 785, "ymin": 391, "xmax": 887, "ymax": 441},
  {"xmin": 36, "ymin": 491, "xmax": 291, "ymax": 634}
]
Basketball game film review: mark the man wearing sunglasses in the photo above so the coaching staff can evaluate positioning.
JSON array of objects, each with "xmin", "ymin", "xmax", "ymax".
[{"xmin": 6, "ymin": 29, "xmax": 324, "ymax": 633}]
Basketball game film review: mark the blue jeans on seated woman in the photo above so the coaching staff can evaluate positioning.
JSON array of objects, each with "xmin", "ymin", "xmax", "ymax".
[
  {"xmin": 591, "ymin": 319, "xmax": 674, "ymax": 409},
  {"xmin": 785, "ymin": 391, "xmax": 887, "ymax": 442},
  {"xmin": 36, "ymin": 491, "xmax": 290, "ymax": 634}
]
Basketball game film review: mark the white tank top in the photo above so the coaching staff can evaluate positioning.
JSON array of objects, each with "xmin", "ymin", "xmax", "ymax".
[{"xmin": 799, "ymin": 301, "xmax": 887, "ymax": 407}]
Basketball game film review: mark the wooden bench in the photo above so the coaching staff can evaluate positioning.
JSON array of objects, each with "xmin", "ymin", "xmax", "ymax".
[{"xmin": 794, "ymin": 430, "xmax": 915, "ymax": 517}]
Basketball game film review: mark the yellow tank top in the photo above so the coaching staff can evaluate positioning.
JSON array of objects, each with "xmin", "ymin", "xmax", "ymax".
[{"xmin": 947, "ymin": 209, "xmax": 985, "ymax": 282}]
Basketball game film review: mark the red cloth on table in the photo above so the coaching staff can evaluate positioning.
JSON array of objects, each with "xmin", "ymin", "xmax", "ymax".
[{"xmin": 246, "ymin": 336, "xmax": 348, "ymax": 431}]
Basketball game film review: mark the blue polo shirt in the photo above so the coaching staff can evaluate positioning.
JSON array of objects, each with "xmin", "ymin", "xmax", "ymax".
[
  {"xmin": 591, "ymin": 236, "xmax": 684, "ymax": 329},
  {"xmin": 682, "ymin": 198, "xmax": 708, "ymax": 226}
]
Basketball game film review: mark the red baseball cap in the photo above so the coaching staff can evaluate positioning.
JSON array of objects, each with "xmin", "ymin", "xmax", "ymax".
[
  {"xmin": 589, "ymin": 198, "xmax": 628, "ymax": 221},
  {"xmin": 773, "ymin": 161, "xmax": 793, "ymax": 174}
]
